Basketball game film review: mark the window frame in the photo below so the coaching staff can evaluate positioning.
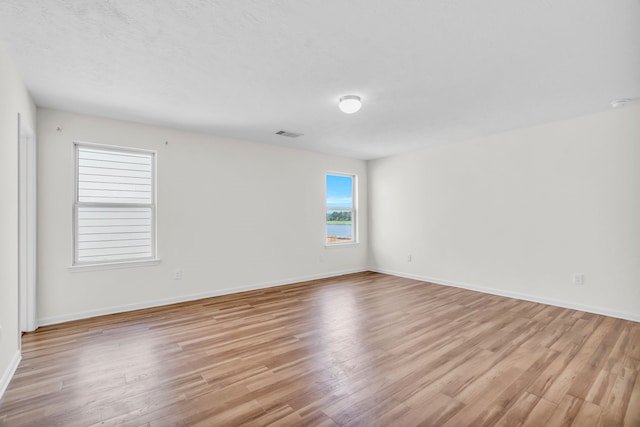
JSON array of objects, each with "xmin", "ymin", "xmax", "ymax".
[
  {"xmin": 72, "ymin": 142, "xmax": 158, "ymax": 268},
  {"xmin": 325, "ymin": 172, "xmax": 357, "ymax": 246}
]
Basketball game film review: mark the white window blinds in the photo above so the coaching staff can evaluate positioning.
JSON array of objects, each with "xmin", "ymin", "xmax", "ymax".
[{"xmin": 74, "ymin": 145, "xmax": 156, "ymax": 265}]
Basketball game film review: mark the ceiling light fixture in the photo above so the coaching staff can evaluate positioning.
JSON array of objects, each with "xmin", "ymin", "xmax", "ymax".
[
  {"xmin": 339, "ymin": 95, "xmax": 362, "ymax": 114},
  {"xmin": 611, "ymin": 98, "xmax": 638, "ymax": 108}
]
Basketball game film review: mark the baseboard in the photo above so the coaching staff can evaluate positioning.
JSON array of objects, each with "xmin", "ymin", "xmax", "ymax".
[
  {"xmin": 38, "ymin": 268, "xmax": 367, "ymax": 327},
  {"xmin": 369, "ymin": 267, "xmax": 640, "ymax": 323},
  {"xmin": 38, "ymin": 266, "xmax": 639, "ymax": 327},
  {"xmin": 0, "ymin": 351, "xmax": 21, "ymax": 401}
]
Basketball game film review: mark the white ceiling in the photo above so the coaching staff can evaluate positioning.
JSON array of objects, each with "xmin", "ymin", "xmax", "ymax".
[{"xmin": 1, "ymin": 1, "xmax": 638, "ymax": 159}]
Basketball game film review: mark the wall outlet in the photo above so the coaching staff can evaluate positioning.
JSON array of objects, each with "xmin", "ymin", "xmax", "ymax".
[
  {"xmin": 572, "ymin": 273, "xmax": 584, "ymax": 285},
  {"xmin": 174, "ymin": 270, "xmax": 183, "ymax": 280},
  {"xmin": 319, "ymin": 254, "xmax": 324, "ymax": 263},
  {"xmin": 407, "ymin": 254, "xmax": 412, "ymax": 262}
]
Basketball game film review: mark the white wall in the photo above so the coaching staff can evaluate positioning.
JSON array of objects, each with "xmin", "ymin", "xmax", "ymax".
[
  {"xmin": 369, "ymin": 105, "xmax": 640, "ymax": 320},
  {"xmin": 37, "ymin": 108, "xmax": 367, "ymax": 324},
  {"xmin": 34, "ymin": 105, "xmax": 640, "ymax": 324},
  {"xmin": 0, "ymin": 43, "xmax": 36, "ymax": 396}
]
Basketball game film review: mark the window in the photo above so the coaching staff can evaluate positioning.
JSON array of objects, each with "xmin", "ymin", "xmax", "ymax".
[
  {"xmin": 326, "ymin": 173, "xmax": 356, "ymax": 244},
  {"xmin": 73, "ymin": 144, "xmax": 156, "ymax": 266}
]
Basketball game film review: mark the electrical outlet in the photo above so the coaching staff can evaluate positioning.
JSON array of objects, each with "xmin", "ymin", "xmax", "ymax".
[
  {"xmin": 174, "ymin": 270, "xmax": 182, "ymax": 280},
  {"xmin": 319, "ymin": 254, "xmax": 324, "ymax": 263},
  {"xmin": 407, "ymin": 254, "xmax": 412, "ymax": 262},
  {"xmin": 572, "ymin": 273, "xmax": 584, "ymax": 285}
]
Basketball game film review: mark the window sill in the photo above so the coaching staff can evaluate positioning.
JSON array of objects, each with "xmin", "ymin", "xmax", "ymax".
[
  {"xmin": 325, "ymin": 242, "xmax": 360, "ymax": 248},
  {"xmin": 69, "ymin": 259, "xmax": 161, "ymax": 273}
]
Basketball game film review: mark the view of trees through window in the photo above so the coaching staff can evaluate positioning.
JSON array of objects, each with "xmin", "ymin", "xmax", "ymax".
[
  {"xmin": 326, "ymin": 174, "xmax": 355, "ymax": 244},
  {"xmin": 326, "ymin": 211, "xmax": 352, "ymax": 222}
]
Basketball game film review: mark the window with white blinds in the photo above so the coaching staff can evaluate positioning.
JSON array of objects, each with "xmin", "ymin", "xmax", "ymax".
[{"xmin": 74, "ymin": 144, "xmax": 156, "ymax": 266}]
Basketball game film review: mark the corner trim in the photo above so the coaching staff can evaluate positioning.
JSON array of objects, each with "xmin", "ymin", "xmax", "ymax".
[
  {"xmin": 0, "ymin": 351, "xmax": 21, "ymax": 401},
  {"xmin": 369, "ymin": 267, "xmax": 640, "ymax": 323},
  {"xmin": 38, "ymin": 268, "xmax": 367, "ymax": 327}
]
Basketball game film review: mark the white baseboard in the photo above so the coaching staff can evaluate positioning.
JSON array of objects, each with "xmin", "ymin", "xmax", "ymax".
[
  {"xmin": 37, "ymin": 266, "xmax": 639, "ymax": 327},
  {"xmin": 370, "ymin": 267, "xmax": 640, "ymax": 323},
  {"xmin": 0, "ymin": 351, "xmax": 21, "ymax": 401},
  {"xmin": 38, "ymin": 268, "xmax": 367, "ymax": 327}
]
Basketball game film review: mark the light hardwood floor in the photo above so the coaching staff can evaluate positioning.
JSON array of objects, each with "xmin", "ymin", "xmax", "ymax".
[{"xmin": 1, "ymin": 272, "xmax": 639, "ymax": 426}]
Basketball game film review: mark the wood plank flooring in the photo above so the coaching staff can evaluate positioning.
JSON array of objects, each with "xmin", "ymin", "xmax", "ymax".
[{"xmin": 1, "ymin": 272, "xmax": 639, "ymax": 426}]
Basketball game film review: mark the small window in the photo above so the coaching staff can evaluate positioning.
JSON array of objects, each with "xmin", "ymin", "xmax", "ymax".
[
  {"xmin": 326, "ymin": 173, "xmax": 356, "ymax": 244},
  {"xmin": 73, "ymin": 144, "xmax": 156, "ymax": 266}
]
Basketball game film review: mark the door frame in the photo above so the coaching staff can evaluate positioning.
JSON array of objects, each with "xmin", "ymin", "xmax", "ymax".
[{"xmin": 18, "ymin": 113, "xmax": 37, "ymax": 334}]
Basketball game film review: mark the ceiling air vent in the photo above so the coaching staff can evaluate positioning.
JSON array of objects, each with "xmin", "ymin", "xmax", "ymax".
[{"xmin": 275, "ymin": 130, "xmax": 303, "ymax": 138}]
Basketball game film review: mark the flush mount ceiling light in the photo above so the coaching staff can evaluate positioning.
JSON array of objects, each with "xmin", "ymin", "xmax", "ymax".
[
  {"xmin": 339, "ymin": 95, "xmax": 362, "ymax": 114},
  {"xmin": 610, "ymin": 98, "xmax": 638, "ymax": 108}
]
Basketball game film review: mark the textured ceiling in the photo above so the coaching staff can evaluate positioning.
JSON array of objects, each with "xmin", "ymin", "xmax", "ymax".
[{"xmin": 1, "ymin": 1, "xmax": 638, "ymax": 159}]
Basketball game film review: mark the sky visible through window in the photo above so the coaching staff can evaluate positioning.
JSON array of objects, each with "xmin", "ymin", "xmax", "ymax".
[{"xmin": 326, "ymin": 174, "xmax": 353, "ymax": 207}]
